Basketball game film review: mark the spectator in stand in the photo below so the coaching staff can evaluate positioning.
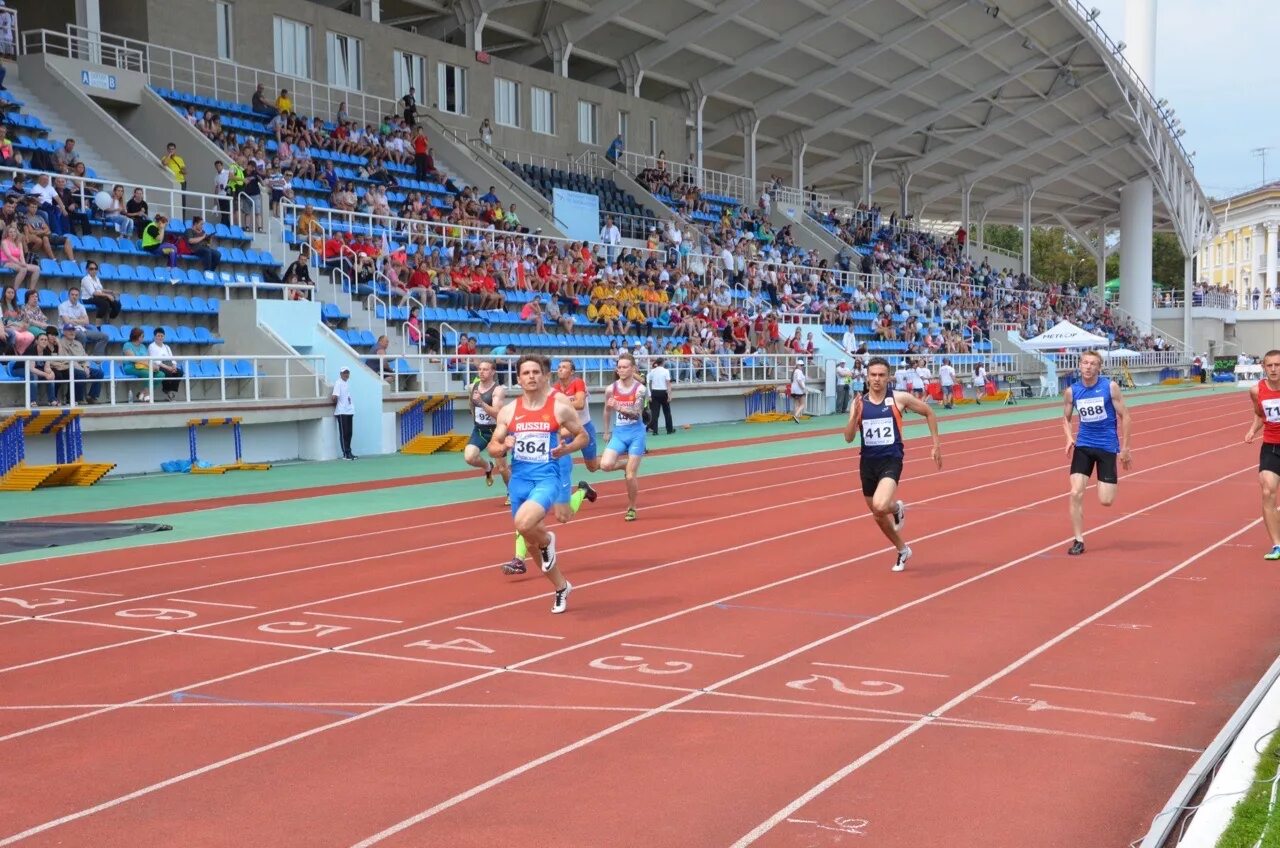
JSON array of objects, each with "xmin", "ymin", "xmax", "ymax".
[
  {"xmin": 147, "ymin": 327, "xmax": 183, "ymax": 401},
  {"xmin": 54, "ymin": 139, "xmax": 80, "ymax": 175},
  {"xmin": 121, "ymin": 326, "xmax": 154, "ymax": 402},
  {"xmin": 239, "ymin": 162, "xmax": 263, "ymax": 232},
  {"xmin": 30, "ymin": 173, "xmax": 70, "ymax": 236},
  {"xmin": 276, "ymin": 89, "xmax": 293, "ymax": 115},
  {"xmin": 80, "ymin": 262, "xmax": 121, "ymax": 320},
  {"xmin": 20, "ymin": 198, "xmax": 74, "ymax": 261},
  {"xmin": 402, "ymin": 87, "xmax": 418, "ymax": 125},
  {"xmin": 27, "ymin": 333, "xmax": 59, "ymax": 406},
  {"xmin": 51, "ymin": 323, "xmax": 102, "ymax": 404},
  {"xmin": 125, "ymin": 187, "xmax": 150, "ymax": 234},
  {"xmin": 57, "ymin": 286, "xmax": 108, "ymax": 356},
  {"xmin": 160, "ymin": 142, "xmax": 187, "ymax": 192},
  {"xmin": 250, "ymin": 83, "xmax": 277, "ymax": 118},
  {"xmin": 412, "ymin": 127, "xmax": 430, "ymax": 180},
  {"xmin": 1, "ymin": 224, "xmax": 36, "ymax": 287},
  {"xmin": 141, "ymin": 214, "xmax": 180, "ymax": 281},
  {"xmin": 605, "ymin": 133, "xmax": 624, "ymax": 166},
  {"xmin": 183, "ymin": 216, "xmax": 221, "ymax": 272},
  {"xmin": 1, "ymin": 284, "xmax": 32, "ymax": 354},
  {"xmin": 282, "ymin": 252, "xmax": 314, "ymax": 300},
  {"xmin": 19, "ymin": 289, "xmax": 54, "ymax": 336}
]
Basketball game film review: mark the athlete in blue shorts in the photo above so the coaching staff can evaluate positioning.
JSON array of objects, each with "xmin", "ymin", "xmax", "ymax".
[
  {"xmin": 488, "ymin": 355, "xmax": 588, "ymax": 613},
  {"xmin": 1062, "ymin": 350, "xmax": 1132, "ymax": 556},
  {"xmin": 599, "ymin": 353, "xmax": 648, "ymax": 521},
  {"xmin": 555, "ymin": 360, "xmax": 601, "ymax": 472}
]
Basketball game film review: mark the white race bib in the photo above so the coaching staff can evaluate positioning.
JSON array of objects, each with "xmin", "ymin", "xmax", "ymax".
[
  {"xmin": 861, "ymin": 417, "xmax": 897, "ymax": 447},
  {"xmin": 1263, "ymin": 398, "xmax": 1280, "ymax": 423},
  {"xmin": 474, "ymin": 406, "xmax": 495, "ymax": 426},
  {"xmin": 1075, "ymin": 397, "xmax": 1107, "ymax": 423},
  {"xmin": 512, "ymin": 431, "xmax": 551, "ymax": 463}
]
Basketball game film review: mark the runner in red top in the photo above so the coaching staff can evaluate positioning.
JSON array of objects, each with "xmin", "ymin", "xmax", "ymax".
[{"xmin": 1246, "ymin": 349, "xmax": 1280, "ymax": 559}]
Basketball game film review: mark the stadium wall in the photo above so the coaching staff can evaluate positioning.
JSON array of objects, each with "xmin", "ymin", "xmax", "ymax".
[{"xmin": 86, "ymin": 0, "xmax": 690, "ymax": 164}]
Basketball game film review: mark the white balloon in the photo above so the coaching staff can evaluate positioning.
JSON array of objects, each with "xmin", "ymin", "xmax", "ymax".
[{"xmin": 93, "ymin": 190, "xmax": 113, "ymax": 211}]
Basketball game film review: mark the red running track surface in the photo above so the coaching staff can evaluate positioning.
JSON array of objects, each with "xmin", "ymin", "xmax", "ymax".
[{"xmin": 0, "ymin": 391, "xmax": 1269, "ymax": 847}]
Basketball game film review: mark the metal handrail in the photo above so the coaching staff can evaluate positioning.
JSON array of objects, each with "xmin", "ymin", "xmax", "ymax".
[
  {"xmin": 63, "ymin": 24, "xmax": 396, "ymax": 128},
  {"xmin": 0, "ymin": 353, "xmax": 326, "ymax": 408}
]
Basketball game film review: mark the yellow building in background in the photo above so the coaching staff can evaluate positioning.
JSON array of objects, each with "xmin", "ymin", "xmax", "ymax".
[{"xmin": 1200, "ymin": 182, "xmax": 1280, "ymax": 305}]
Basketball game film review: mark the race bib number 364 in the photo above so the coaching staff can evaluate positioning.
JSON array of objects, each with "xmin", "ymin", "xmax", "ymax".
[{"xmin": 513, "ymin": 432, "xmax": 551, "ymax": 462}]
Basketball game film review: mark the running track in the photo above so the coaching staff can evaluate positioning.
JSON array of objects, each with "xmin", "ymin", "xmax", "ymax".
[{"xmin": 0, "ymin": 391, "xmax": 1269, "ymax": 847}]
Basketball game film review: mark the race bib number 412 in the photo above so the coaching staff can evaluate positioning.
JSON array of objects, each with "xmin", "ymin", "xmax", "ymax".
[{"xmin": 861, "ymin": 418, "xmax": 896, "ymax": 447}]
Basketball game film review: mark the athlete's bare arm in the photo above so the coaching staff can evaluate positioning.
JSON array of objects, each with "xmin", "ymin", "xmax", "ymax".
[
  {"xmin": 551, "ymin": 397, "xmax": 588, "ymax": 459},
  {"xmin": 1062, "ymin": 386, "xmax": 1076, "ymax": 453},
  {"xmin": 894, "ymin": 391, "xmax": 943, "ymax": 469},
  {"xmin": 1109, "ymin": 381, "xmax": 1133, "ymax": 469},
  {"xmin": 843, "ymin": 393, "xmax": 863, "ymax": 444},
  {"xmin": 487, "ymin": 384, "xmax": 507, "ymax": 415},
  {"xmin": 487, "ymin": 403, "xmax": 516, "ymax": 458},
  {"xmin": 1246, "ymin": 384, "xmax": 1264, "ymax": 444},
  {"xmin": 570, "ymin": 386, "xmax": 587, "ymax": 411}
]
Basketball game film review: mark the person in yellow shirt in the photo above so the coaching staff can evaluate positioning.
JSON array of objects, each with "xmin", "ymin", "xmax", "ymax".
[
  {"xmin": 160, "ymin": 142, "xmax": 186, "ymax": 190},
  {"xmin": 625, "ymin": 302, "xmax": 646, "ymax": 326},
  {"xmin": 586, "ymin": 300, "xmax": 601, "ymax": 322},
  {"xmin": 590, "ymin": 280, "xmax": 610, "ymax": 303},
  {"xmin": 276, "ymin": 89, "xmax": 293, "ymax": 114}
]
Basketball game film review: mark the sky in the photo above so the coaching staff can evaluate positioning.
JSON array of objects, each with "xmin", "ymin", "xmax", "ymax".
[{"xmin": 1089, "ymin": 0, "xmax": 1280, "ymax": 199}]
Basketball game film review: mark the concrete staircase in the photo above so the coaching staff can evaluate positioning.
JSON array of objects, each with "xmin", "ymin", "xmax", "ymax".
[{"xmin": 6, "ymin": 70, "xmax": 130, "ymax": 187}]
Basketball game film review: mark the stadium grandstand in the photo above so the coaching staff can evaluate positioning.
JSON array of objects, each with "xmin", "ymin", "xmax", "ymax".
[{"xmin": 0, "ymin": 1, "xmax": 1272, "ymax": 846}]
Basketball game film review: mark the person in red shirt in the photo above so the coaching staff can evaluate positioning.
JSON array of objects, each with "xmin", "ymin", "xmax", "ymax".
[{"xmin": 1246, "ymin": 349, "xmax": 1280, "ymax": 559}]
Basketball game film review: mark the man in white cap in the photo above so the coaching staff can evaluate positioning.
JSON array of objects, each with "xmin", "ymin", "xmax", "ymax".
[
  {"xmin": 332, "ymin": 366, "xmax": 355, "ymax": 460},
  {"xmin": 790, "ymin": 357, "xmax": 808, "ymax": 422}
]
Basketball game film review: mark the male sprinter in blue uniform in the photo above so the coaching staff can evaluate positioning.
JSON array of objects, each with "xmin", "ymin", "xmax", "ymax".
[
  {"xmin": 503, "ymin": 363, "xmax": 598, "ymax": 575},
  {"xmin": 600, "ymin": 353, "xmax": 648, "ymax": 521},
  {"xmin": 488, "ymin": 355, "xmax": 588, "ymax": 613},
  {"xmin": 844, "ymin": 356, "xmax": 942, "ymax": 571},
  {"xmin": 1062, "ymin": 349, "xmax": 1132, "ymax": 555}
]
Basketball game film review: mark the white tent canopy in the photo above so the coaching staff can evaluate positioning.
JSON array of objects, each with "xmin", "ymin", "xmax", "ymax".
[
  {"xmin": 1102, "ymin": 348, "xmax": 1142, "ymax": 359},
  {"xmin": 1022, "ymin": 320, "xmax": 1111, "ymax": 351}
]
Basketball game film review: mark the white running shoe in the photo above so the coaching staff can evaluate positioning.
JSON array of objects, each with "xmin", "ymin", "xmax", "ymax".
[
  {"xmin": 539, "ymin": 531, "xmax": 557, "ymax": 573},
  {"xmin": 893, "ymin": 500, "xmax": 906, "ymax": 531},
  {"xmin": 892, "ymin": 545, "xmax": 912, "ymax": 572},
  {"xmin": 551, "ymin": 581, "xmax": 572, "ymax": 614}
]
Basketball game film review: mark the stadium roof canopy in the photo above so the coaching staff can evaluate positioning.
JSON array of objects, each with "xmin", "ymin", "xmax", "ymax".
[{"xmin": 374, "ymin": 0, "xmax": 1214, "ymax": 249}]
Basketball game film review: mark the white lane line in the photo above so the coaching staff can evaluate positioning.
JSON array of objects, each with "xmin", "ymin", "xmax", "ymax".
[
  {"xmin": 0, "ymin": 422, "xmax": 1233, "ymax": 846},
  {"xmin": 31, "ymin": 423, "xmax": 1080, "ymax": 630},
  {"xmin": 0, "ymin": 429, "xmax": 1234, "ymax": 736},
  {"xmin": 166, "ymin": 599, "xmax": 257, "ymax": 610},
  {"xmin": 33, "ymin": 588, "xmax": 122, "ymax": 597},
  {"xmin": 4, "ymin": 403, "xmax": 1197, "ymax": 601},
  {"xmin": 621, "ymin": 643, "xmax": 745, "ymax": 658},
  {"xmin": 728, "ymin": 517, "xmax": 1260, "ymax": 846},
  {"xmin": 1026, "ymin": 683, "xmax": 1197, "ymax": 705},
  {"xmin": 304, "ymin": 612, "xmax": 403, "ymax": 624},
  {"xmin": 812, "ymin": 662, "xmax": 950, "ymax": 679},
  {"xmin": 0, "ymin": 634, "xmax": 170, "ymax": 675},
  {"xmin": 455, "ymin": 626, "xmax": 565, "ymax": 640},
  {"xmin": 340, "ymin": 465, "xmax": 1251, "ymax": 848}
]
